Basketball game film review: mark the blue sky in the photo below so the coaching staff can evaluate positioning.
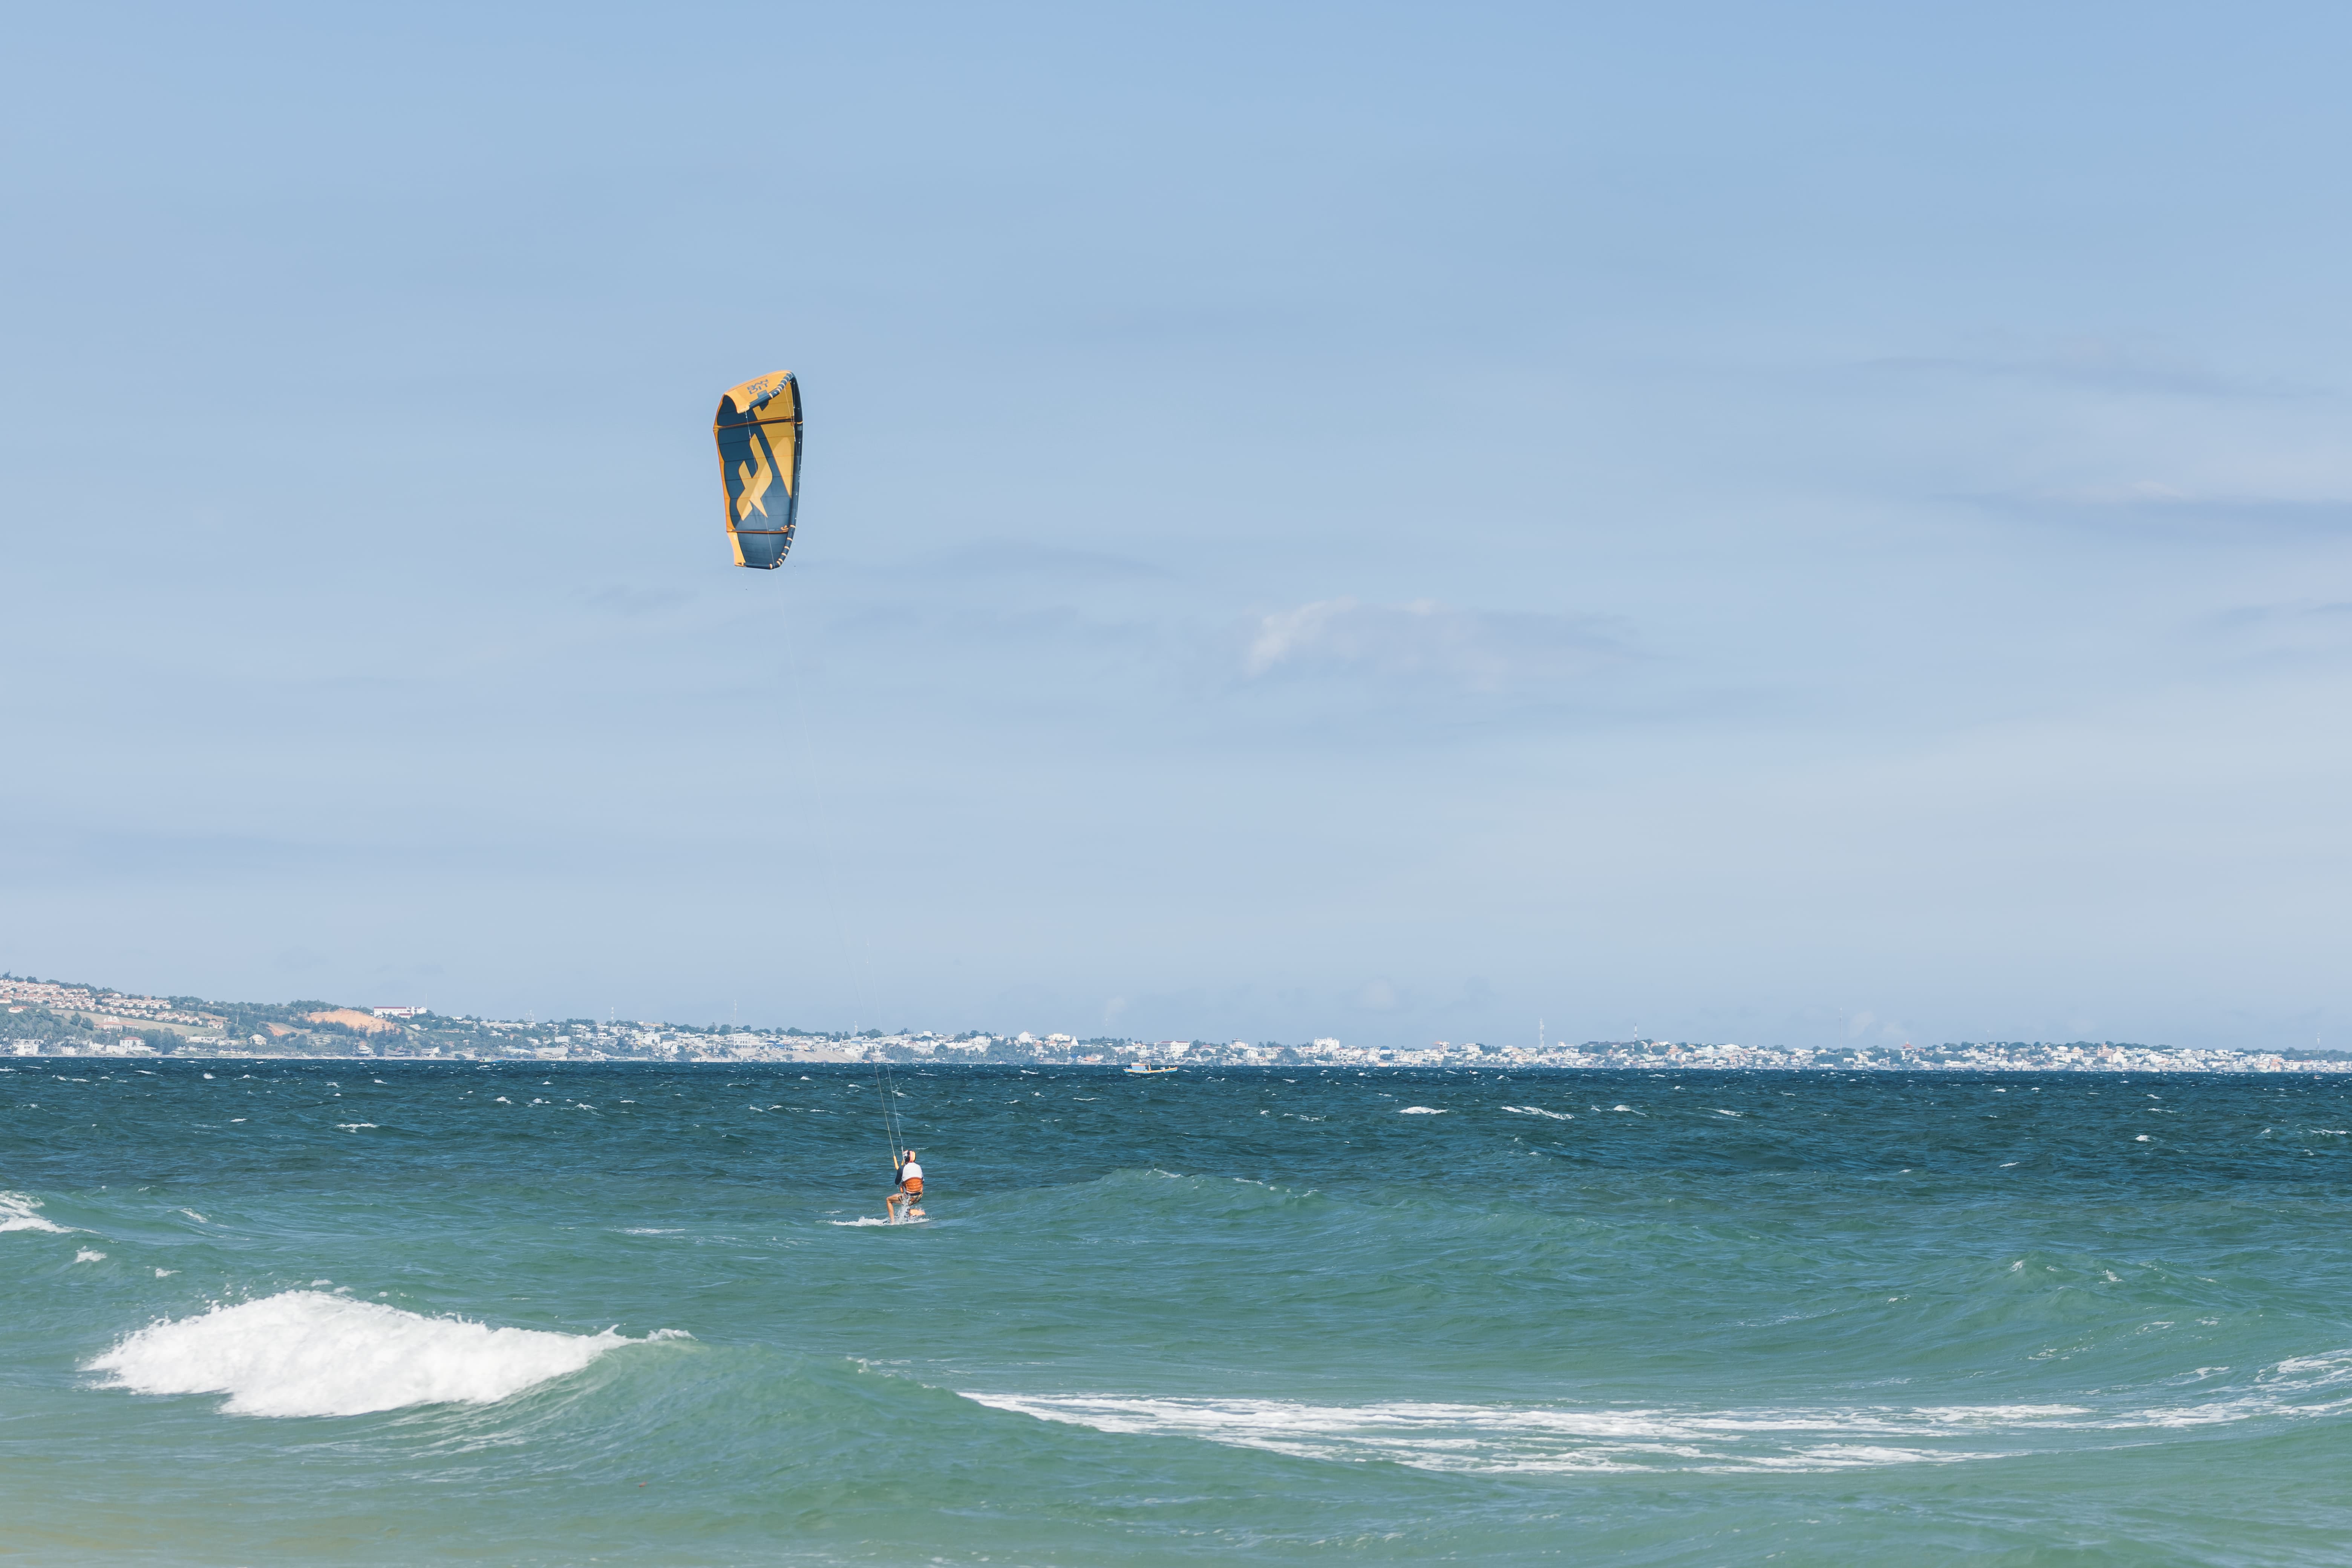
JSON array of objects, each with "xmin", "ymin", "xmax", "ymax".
[{"xmin": 8, "ymin": 3, "xmax": 2352, "ymax": 1049}]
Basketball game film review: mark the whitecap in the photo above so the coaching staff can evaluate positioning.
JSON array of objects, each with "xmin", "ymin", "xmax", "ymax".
[
  {"xmin": 958, "ymin": 1393, "xmax": 2037, "ymax": 1475},
  {"xmin": 334, "ymin": 1123, "xmax": 378, "ymax": 1132},
  {"xmin": 75, "ymin": 1249, "xmax": 107, "ymax": 1263},
  {"xmin": 1398, "ymin": 1106, "xmax": 1447, "ymax": 1115},
  {"xmin": 87, "ymin": 1290, "xmax": 684, "ymax": 1417},
  {"xmin": 1502, "ymin": 1106, "xmax": 1574, "ymax": 1120},
  {"xmin": 0, "ymin": 1191, "xmax": 71, "ymax": 1234}
]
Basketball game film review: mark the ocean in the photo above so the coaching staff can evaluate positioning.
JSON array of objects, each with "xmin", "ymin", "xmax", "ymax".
[{"xmin": 5, "ymin": 1061, "xmax": 2349, "ymax": 1565}]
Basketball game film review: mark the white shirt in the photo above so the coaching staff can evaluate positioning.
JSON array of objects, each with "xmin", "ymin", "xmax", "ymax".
[{"xmin": 899, "ymin": 1161, "xmax": 923, "ymax": 1182}]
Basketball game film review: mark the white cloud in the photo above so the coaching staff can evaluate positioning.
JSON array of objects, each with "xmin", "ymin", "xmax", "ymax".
[{"xmin": 1240, "ymin": 599, "xmax": 1626, "ymax": 693}]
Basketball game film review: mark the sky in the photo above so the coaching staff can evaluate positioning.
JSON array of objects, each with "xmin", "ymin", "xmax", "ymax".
[{"xmin": 7, "ymin": 3, "xmax": 2352, "ymax": 1050}]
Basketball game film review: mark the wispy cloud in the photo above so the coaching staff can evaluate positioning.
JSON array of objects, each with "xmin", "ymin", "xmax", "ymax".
[
  {"xmin": 2198, "ymin": 600, "xmax": 2352, "ymax": 663},
  {"xmin": 1868, "ymin": 336, "xmax": 2300, "ymax": 400},
  {"xmin": 899, "ymin": 541, "xmax": 1171, "ymax": 583},
  {"xmin": 1998, "ymin": 483, "xmax": 2352, "ymax": 536},
  {"xmin": 581, "ymin": 583, "xmax": 693, "ymax": 617},
  {"xmin": 1239, "ymin": 599, "xmax": 1629, "ymax": 694}
]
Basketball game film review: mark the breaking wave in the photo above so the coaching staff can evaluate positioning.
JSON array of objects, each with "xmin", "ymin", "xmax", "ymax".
[
  {"xmin": 0, "ymin": 1191, "xmax": 71, "ymax": 1234},
  {"xmin": 87, "ymin": 1290, "xmax": 684, "ymax": 1418},
  {"xmin": 962, "ymin": 1361, "xmax": 2352, "ymax": 1475}
]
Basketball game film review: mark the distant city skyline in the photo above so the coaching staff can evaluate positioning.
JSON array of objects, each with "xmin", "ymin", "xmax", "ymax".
[
  {"xmin": 9, "ymin": 5, "xmax": 2352, "ymax": 1050},
  {"xmin": 9, "ymin": 970, "xmax": 2345, "ymax": 1078}
]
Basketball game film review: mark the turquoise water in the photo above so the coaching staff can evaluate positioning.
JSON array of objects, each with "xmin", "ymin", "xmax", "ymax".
[{"xmin": 6, "ymin": 1062, "xmax": 2350, "ymax": 1565}]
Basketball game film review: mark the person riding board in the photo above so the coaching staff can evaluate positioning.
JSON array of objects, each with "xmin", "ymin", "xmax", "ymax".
[{"xmin": 887, "ymin": 1149, "xmax": 925, "ymax": 1222}]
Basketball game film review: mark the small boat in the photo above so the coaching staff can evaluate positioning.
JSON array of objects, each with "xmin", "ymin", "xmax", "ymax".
[{"xmin": 1124, "ymin": 1062, "xmax": 1178, "ymax": 1075}]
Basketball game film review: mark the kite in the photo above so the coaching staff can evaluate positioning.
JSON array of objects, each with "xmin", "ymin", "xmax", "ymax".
[{"xmin": 713, "ymin": 371, "xmax": 802, "ymax": 568}]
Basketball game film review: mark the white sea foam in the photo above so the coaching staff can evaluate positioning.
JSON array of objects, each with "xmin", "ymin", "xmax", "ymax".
[
  {"xmin": 0, "ymin": 1191, "xmax": 71, "ymax": 1234},
  {"xmin": 75, "ymin": 1249, "xmax": 107, "ymax": 1263},
  {"xmin": 2261, "ymin": 1348, "xmax": 2352, "ymax": 1396},
  {"xmin": 830, "ymin": 1216, "xmax": 926, "ymax": 1227},
  {"xmin": 1398, "ymin": 1106, "xmax": 1447, "ymax": 1115},
  {"xmin": 1502, "ymin": 1106, "xmax": 1574, "ymax": 1120},
  {"xmin": 959, "ymin": 1393, "xmax": 2047, "ymax": 1473},
  {"xmin": 962, "ymin": 1374, "xmax": 2352, "ymax": 1476},
  {"xmin": 87, "ymin": 1290, "xmax": 682, "ymax": 1418}
]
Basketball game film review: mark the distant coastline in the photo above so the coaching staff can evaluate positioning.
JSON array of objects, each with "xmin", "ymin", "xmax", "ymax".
[{"xmin": 6, "ymin": 971, "xmax": 2345, "ymax": 1075}]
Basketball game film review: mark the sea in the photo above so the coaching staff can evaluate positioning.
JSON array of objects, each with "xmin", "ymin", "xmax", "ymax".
[{"xmin": 5, "ymin": 1061, "xmax": 2349, "ymax": 1566}]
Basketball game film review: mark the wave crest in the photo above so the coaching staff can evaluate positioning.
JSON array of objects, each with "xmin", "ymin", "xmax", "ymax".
[
  {"xmin": 959, "ymin": 1364, "xmax": 2352, "ymax": 1475},
  {"xmin": 0, "ymin": 1191, "xmax": 71, "ymax": 1234},
  {"xmin": 88, "ymin": 1290, "xmax": 684, "ymax": 1418}
]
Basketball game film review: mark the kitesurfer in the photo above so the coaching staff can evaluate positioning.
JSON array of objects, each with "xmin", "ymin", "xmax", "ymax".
[{"xmin": 888, "ymin": 1149, "xmax": 925, "ymax": 1222}]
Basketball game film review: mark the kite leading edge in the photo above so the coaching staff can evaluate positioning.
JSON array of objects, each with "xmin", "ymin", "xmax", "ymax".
[{"xmin": 713, "ymin": 371, "xmax": 802, "ymax": 569}]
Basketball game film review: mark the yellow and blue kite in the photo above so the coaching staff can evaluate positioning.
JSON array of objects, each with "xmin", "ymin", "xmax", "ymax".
[{"xmin": 712, "ymin": 371, "xmax": 802, "ymax": 569}]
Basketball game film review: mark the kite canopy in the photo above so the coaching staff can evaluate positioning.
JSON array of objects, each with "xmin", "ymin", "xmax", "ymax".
[{"xmin": 713, "ymin": 371, "xmax": 802, "ymax": 569}]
